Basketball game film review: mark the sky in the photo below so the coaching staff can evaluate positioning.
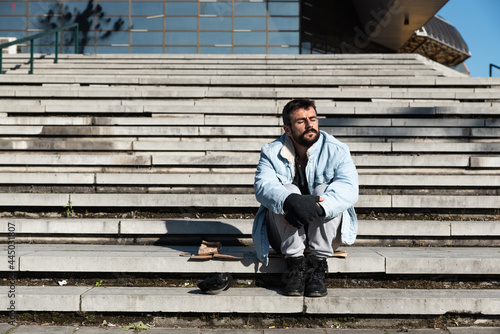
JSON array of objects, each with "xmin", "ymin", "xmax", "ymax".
[{"xmin": 436, "ymin": 0, "xmax": 500, "ymax": 77}]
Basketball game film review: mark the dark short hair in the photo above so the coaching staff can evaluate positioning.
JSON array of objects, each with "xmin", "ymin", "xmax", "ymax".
[{"xmin": 282, "ymin": 99, "xmax": 317, "ymax": 126}]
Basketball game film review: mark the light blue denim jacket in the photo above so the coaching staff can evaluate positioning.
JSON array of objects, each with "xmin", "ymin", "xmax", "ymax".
[{"xmin": 252, "ymin": 130, "xmax": 359, "ymax": 265}]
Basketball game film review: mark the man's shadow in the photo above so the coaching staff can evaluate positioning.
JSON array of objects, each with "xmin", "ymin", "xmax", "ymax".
[{"xmin": 153, "ymin": 219, "xmax": 287, "ymax": 275}]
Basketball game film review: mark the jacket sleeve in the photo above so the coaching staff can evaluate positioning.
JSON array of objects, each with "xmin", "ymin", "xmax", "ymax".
[
  {"xmin": 320, "ymin": 144, "xmax": 359, "ymax": 218},
  {"xmin": 254, "ymin": 144, "xmax": 291, "ymax": 215}
]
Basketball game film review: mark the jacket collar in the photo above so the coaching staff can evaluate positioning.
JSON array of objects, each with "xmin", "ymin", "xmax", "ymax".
[
  {"xmin": 279, "ymin": 131, "xmax": 324, "ymax": 165},
  {"xmin": 280, "ymin": 134, "xmax": 296, "ymax": 165}
]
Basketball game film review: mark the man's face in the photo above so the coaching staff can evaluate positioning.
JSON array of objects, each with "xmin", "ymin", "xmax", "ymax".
[{"xmin": 283, "ymin": 107, "xmax": 320, "ymax": 148}]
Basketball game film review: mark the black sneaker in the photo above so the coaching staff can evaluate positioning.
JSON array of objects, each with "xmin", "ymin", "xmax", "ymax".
[
  {"xmin": 197, "ymin": 273, "xmax": 233, "ymax": 295},
  {"xmin": 305, "ymin": 256, "xmax": 328, "ymax": 297},
  {"xmin": 283, "ymin": 256, "xmax": 306, "ymax": 296}
]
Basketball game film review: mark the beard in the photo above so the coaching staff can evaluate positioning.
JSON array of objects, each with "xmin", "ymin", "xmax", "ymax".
[{"xmin": 293, "ymin": 128, "xmax": 319, "ymax": 148}]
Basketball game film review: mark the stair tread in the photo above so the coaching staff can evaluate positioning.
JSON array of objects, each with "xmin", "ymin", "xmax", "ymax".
[
  {"xmin": 3, "ymin": 245, "xmax": 499, "ymax": 275},
  {"xmin": 1, "ymin": 285, "xmax": 498, "ymax": 315}
]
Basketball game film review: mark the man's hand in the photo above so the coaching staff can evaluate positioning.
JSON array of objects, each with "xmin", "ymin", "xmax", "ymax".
[{"xmin": 283, "ymin": 193, "xmax": 325, "ymax": 228}]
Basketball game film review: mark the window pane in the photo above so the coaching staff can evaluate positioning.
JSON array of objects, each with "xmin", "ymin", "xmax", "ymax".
[
  {"xmin": 268, "ymin": 32, "xmax": 298, "ymax": 45},
  {"xmin": 0, "ymin": 31, "xmax": 25, "ymax": 39},
  {"xmin": 268, "ymin": 3, "xmax": 299, "ymax": 16},
  {"xmin": 30, "ymin": 15, "xmax": 57, "ymax": 29},
  {"xmin": 200, "ymin": 2, "xmax": 232, "ymax": 16},
  {"xmin": 166, "ymin": 32, "xmax": 197, "ymax": 45},
  {"xmin": 234, "ymin": 32, "xmax": 266, "ymax": 45},
  {"xmin": 268, "ymin": 17, "xmax": 299, "ymax": 31},
  {"xmin": 165, "ymin": 46, "xmax": 197, "ymax": 53},
  {"xmin": 301, "ymin": 47, "xmax": 312, "ymax": 54},
  {"xmin": 16, "ymin": 44, "xmax": 28, "ymax": 53},
  {"xmin": 131, "ymin": 32, "xmax": 163, "ymax": 45},
  {"xmin": 166, "ymin": 2, "xmax": 198, "ymax": 16},
  {"xmin": 132, "ymin": 46, "xmax": 163, "ymax": 53},
  {"xmin": 132, "ymin": 17, "xmax": 163, "ymax": 30},
  {"xmin": 0, "ymin": 17, "xmax": 26, "ymax": 30},
  {"xmin": 33, "ymin": 33, "xmax": 55, "ymax": 45},
  {"xmin": 132, "ymin": 2, "xmax": 163, "ymax": 15},
  {"xmin": 199, "ymin": 32, "xmax": 231, "ymax": 45},
  {"xmin": 234, "ymin": 17, "xmax": 266, "ymax": 30},
  {"xmin": 32, "ymin": 2, "xmax": 88, "ymax": 23},
  {"xmin": 199, "ymin": 46, "xmax": 232, "ymax": 54},
  {"xmin": 97, "ymin": 46, "xmax": 129, "ymax": 53},
  {"xmin": 33, "ymin": 45, "xmax": 54, "ymax": 53},
  {"xmin": 96, "ymin": 17, "xmax": 129, "ymax": 31},
  {"xmin": 0, "ymin": 2, "xmax": 27, "ymax": 15},
  {"xmin": 234, "ymin": 3, "xmax": 267, "ymax": 16},
  {"xmin": 268, "ymin": 46, "xmax": 299, "ymax": 54},
  {"xmin": 301, "ymin": 41, "xmax": 312, "ymax": 49},
  {"xmin": 97, "ymin": 31, "xmax": 129, "ymax": 45},
  {"xmin": 66, "ymin": 2, "xmax": 97, "ymax": 14},
  {"xmin": 234, "ymin": 46, "xmax": 267, "ymax": 54},
  {"xmin": 99, "ymin": 2, "xmax": 129, "ymax": 16},
  {"xmin": 166, "ymin": 17, "xmax": 197, "ymax": 30},
  {"xmin": 200, "ymin": 17, "xmax": 232, "ymax": 31},
  {"xmin": 60, "ymin": 30, "xmax": 79, "ymax": 47},
  {"xmin": 29, "ymin": 2, "xmax": 59, "ymax": 15}
]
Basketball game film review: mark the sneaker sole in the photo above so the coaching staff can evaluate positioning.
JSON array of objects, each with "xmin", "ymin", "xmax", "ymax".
[
  {"xmin": 305, "ymin": 291, "xmax": 328, "ymax": 297},
  {"xmin": 284, "ymin": 291, "xmax": 304, "ymax": 296}
]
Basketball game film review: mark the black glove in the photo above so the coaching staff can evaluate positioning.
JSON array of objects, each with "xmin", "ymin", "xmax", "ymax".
[{"xmin": 283, "ymin": 193, "xmax": 325, "ymax": 229}]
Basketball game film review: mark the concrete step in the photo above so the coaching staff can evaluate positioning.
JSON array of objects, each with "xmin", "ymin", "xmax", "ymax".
[
  {"xmin": 471, "ymin": 157, "xmax": 500, "ymax": 168},
  {"xmin": 391, "ymin": 143, "xmax": 500, "ymax": 152},
  {"xmin": 0, "ymin": 125, "xmax": 282, "ymax": 137},
  {"xmin": 2, "ymin": 139, "xmax": 499, "ymax": 154},
  {"xmin": 0, "ymin": 193, "xmax": 499, "ymax": 209},
  {"xmin": 1, "ymin": 52, "xmax": 436, "ymax": 63},
  {"xmin": 334, "ymin": 104, "xmax": 500, "ymax": 115},
  {"xmin": 2, "ymin": 165, "xmax": 484, "ymax": 174},
  {"xmin": 0, "ymin": 117, "xmax": 496, "ymax": 133},
  {"xmin": 2, "ymin": 98, "xmax": 499, "ymax": 117},
  {"xmin": 0, "ymin": 286, "xmax": 498, "ymax": 315},
  {"xmin": 0, "ymin": 53, "xmax": 472, "ymax": 78},
  {"xmin": 0, "ymin": 140, "xmax": 263, "ymax": 152},
  {"xmin": 323, "ymin": 118, "xmax": 488, "ymax": 128},
  {"xmin": 0, "ymin": 86, "xmax": 473, "ymax": 97},
  {"xmin": 2, "ymin": 53, "xmax": 445, "ymax": 60},
  {"xmin": 3, "ymin": 86, "xmax": 500, "ymax": 101},
  {"xmin": 0, "ymin": 152, "xmax": 480, "ymax": 167},
  {"xmin": 326, "ymin": 127, "xmax": 483, "ymax": 137},
  {"xmin": 6, "ymin": 74, "xmax": 500, "ymax": 87},
  {"xmin": 1, "ymin": 67, "xmax": 444, "ymax": 77},
  {"xmin": 0, "ymin": 115, "xmax": 279, "ymax": 126},
  {"xmin": 0, "ymin": 172, "xmax": 498, "ymax": 188},
  {"xmin": 4, "ymin": 63, "xmax": 436, "ymax": 71},
  {"xmin": 1, "ymin": 59, "xmax": 430, "ymax": 68},
  {"xmin": 0, "ymin": 326, "xmax": 498, "ymax": 334},
  {"xmin": 359, "ymin": 174, "xmax": 500, "ymax": 187},
  {"xmin": 0, "ymin": 52, "xmax": 424, "ymax": 58},
  {"xmin": 7, "ymin": 116, "xmax": 493, "ymax": 128},
  {"xmin": 146, "ymin": 104, "xmax": 500, "ymax": 116},
  {"xmin": 2, "ymin": 243, "xmax": 499, "ymax": 275},
  {"xmin": 0, "ymin": 153, "xmax": 154, "ymax": 166},
  {"xmin": 2, "ymin": 219, "xmax": 498, "ymax": 238},
  {"xmin": 4, "ymin": 152, "xmax": 497, "ymax": 170},
  {"xmin": 0, "ymin": 54, "xmax": 428, "ymax": 63},
  {"xmin": 0, "ymin": 125, "xmax": 490, "ymax": 139},
  {"xmin": 4, "ymin": 72, "xmax": 499, "ymax": 87}
]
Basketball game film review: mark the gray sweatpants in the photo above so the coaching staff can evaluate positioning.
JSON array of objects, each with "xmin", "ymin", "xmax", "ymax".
[{"xmin": 266, "ymin": 184, "xmax": 342, "ymax": 259}]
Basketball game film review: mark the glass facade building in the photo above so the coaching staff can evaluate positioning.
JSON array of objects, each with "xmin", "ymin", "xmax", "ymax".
[
  {"xmin": 0, "ymin": 0, "xmax": 301, "ymax": 54},
  {"xmin": 1, "ymin": 0, "xmax": 465, "ymax": 64}
]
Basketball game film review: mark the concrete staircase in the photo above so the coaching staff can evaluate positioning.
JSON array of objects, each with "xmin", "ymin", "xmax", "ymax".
[{"xmin": 0, "ymin": 54, "xmax": 499, "ymax": 326}]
